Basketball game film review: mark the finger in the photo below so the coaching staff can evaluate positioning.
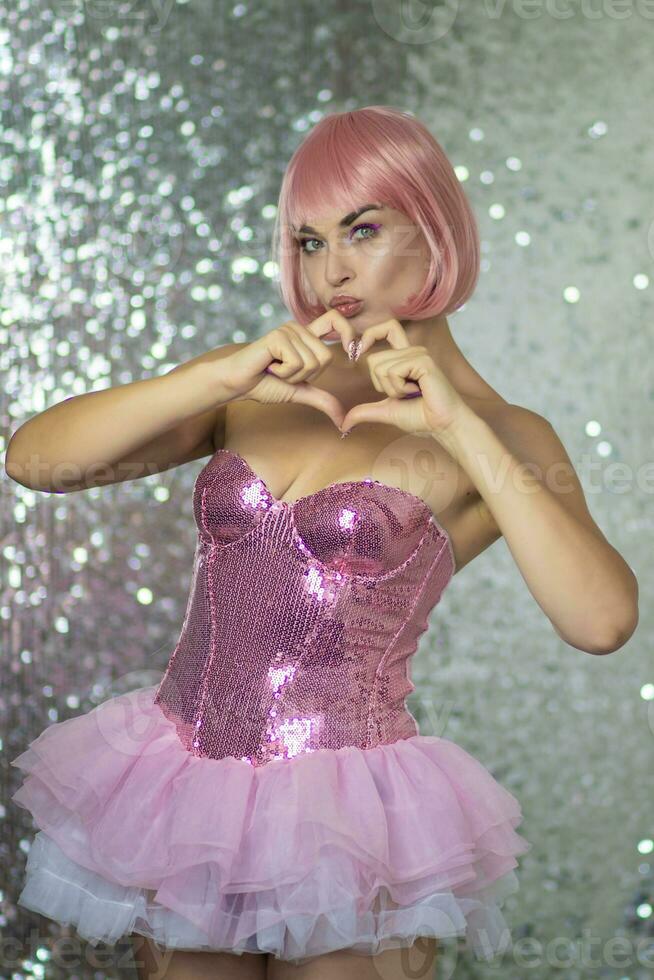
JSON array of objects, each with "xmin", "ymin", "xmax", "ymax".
[
  {"xmin": 308, "ymin": 309, "xmax": 358, "ymax": 355},
  {"xmin": 374, "ymin": 362, "xmax": 418, "ymax": 399},
  {"xmin": 372, "ymin": 363, "xmax": 401, "ymax": 398},
  {"xmin": 357, "ymin": 318, "xmax": 411, "ymax": 357},
  {"xmin": 383, "ymin": 356, "xmax": 425, "ymax": 398},
  {"xmin": 341, "ymin": 397, "xmax": 394, "ymax": 432},
  {"xmin": 288, "ymin": 381, "xmax": 345, "ymax": 430},
  {"xmin": 265, "ymin": 329, "xmax": 321, "ymax": 384},
  {"xmin": 286, "ymin": 322, "xmax": 334, "ymax": 376},
  {"xmin": 368, "ymin": 353, "xmax": 405, "ymax": 396},
  {"xmin": 282, "ymin": 331, "xmax": 324, "ymax": 384},
  {"xmin": 391, "ymin": 363, "xmax": 422, "ymax": 397}
]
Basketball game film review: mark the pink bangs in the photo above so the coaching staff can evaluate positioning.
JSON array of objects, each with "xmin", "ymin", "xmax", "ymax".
[{"xmin": 271, "ymin": 106, "xmax": 480, "ymax": 326}]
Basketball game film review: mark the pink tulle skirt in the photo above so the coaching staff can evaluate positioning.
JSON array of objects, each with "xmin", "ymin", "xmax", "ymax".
[{"xmin": 10, "ymin": 684, "xmax": 531, "ymax": 965}]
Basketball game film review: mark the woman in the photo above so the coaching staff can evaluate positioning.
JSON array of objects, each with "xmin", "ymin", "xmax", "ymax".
[{"xmin": 8, "ymin": 106, "xmax": 639, "ymax": 979}]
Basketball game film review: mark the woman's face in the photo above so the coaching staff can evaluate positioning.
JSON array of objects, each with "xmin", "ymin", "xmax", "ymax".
[{"xmin": 292, "ymin": 203, "xmax": 432, "ymax": 340}]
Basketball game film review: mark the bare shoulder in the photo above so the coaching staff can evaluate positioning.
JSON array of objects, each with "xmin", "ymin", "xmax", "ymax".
[
  {"xmin": 482, "ymin": 400, "xmax": 603, "ymax": 533},
  {"xmin": 478, "ymin": 397, "xmax": 548, "ymax": 437},
  {"xmin": 481, "ymin": 400, "xmax": 573, "ymax": 475},
  {"xmin": 484, "ymin": 399, "xmax": 566, "ymax": 466},
  {"xmin": 482, "ymin": 398, "xmax": 553, "ymax": 450}
]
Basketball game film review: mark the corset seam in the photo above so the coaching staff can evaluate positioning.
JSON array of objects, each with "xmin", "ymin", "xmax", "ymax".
[
  {"xmin": 154, "ymin": 538, "xmax": 208, "ymax": 704},
  {"xmin": 196, "ymin": 471, "xmax": 276, "ymax": 548},
  {"xmin": 365, "ymin": 535, "xmax": 448, "ymax": 746},
  {"xmin": 190, "ymin": 543, "xmax": 225, "ymax": 753}
]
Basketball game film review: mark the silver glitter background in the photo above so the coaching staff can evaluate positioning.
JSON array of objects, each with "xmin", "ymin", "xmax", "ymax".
[{"xmin": 1, "ymin": 1, "xmax": 652, "ymax": 978}]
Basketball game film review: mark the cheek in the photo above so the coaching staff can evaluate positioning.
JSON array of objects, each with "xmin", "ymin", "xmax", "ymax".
[
  {"xmin": 376, "ymin": 231, "xmax": 422, "ymax": 274},
  {"xmin": 368, "ymin": 251, "xmax": 428, "ymax": 305},
  {"xmin": 300, "ymin": 261, "xmax": 317, "ymax": 292},
  {"xmin": 369, "ymin": 248, "xmax": 420, "ymax": 286},
  {"xmin": 361, "ymin": 244, "xmax": 403, "ymax": 281}
]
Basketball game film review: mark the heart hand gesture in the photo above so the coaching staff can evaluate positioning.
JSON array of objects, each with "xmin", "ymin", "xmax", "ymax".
[
  {"xmin": 214, "ymin": 312, "xmax": 357, "ymax": 431},
  {"xmin": 339, "ymin": 319, "xmax": 467, "ymax": 437}
]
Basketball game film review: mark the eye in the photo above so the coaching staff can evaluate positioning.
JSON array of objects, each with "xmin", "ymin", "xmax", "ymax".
[
  {"xmin": 297, "ymin": 237, "xmax": 321, "ymax": 255},
  {"xmin": 298, "ymin": 222, "xmax": 381, "ymax": 255},
  {"xmin": 350, "ymin": 222, "xmax": 380, "ymax": 243}
]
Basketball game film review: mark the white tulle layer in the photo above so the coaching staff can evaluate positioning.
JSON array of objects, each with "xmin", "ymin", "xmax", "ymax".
[{"xmin": 19, "ymin": 831, "xmax": 522, "ymax": 964}]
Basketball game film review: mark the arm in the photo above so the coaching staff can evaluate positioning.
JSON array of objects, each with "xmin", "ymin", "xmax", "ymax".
[
  {"xmin": 435, "ymin": 405, "xmax": 639, "ymax": 655},
  {"xmin": 4, "ymin": 343, "xmax": 242, "ymax": 493}
]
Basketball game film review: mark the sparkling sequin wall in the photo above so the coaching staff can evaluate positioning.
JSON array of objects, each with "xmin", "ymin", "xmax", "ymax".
[
  {"xmin": 154, "ymin": 450, "xmax": 454, "ymax": 766},
  {"xmin": 4, "ymin": 1, "xmax": 651, "ymax": 972}
]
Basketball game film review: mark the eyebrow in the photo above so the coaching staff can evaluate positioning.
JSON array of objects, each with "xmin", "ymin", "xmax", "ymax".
[{"xmin": 294, "ymin": 203, "xmax": 385, "ymax": 236}]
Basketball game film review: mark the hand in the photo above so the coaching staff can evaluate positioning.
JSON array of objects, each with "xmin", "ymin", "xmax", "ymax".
[
  {"xmin": 215, "ymin": 312, "xmax": 357, "ymax": 430},
  {"xmin": 339, "ymin": 318, "xmax": 468, "ymax": 437}
]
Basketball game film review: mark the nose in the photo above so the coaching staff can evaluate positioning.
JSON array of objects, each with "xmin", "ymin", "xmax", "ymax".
[{"xmin": 323, "ymin": 239, "xmax": 356, "ymax": 287}]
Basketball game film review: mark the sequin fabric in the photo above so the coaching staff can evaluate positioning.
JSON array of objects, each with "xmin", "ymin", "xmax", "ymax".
[{"xmin": 154, "ymin": 449, "xmax": 455, "ymax": 768}]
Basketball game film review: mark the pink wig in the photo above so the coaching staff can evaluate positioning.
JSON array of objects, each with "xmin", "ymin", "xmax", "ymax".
[{"xmin": 272, "ymin": 106, "xmax": 480, "ymax": 325}]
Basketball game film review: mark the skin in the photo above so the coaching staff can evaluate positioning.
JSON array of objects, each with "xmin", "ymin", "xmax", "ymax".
[{"xmin": 129, "ymin": 934, "xmax": 440, "ymax": 979}]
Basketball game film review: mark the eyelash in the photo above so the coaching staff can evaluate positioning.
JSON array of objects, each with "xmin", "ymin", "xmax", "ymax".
[{"xmin": 298, "ymin": 222, "xmax": 381, "ymax": 255}]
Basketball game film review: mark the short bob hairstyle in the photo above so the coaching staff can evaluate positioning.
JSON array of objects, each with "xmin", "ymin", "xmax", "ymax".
[{"xmin": 272, "ymin": 105, "xmax": 480, "ymax": 326}]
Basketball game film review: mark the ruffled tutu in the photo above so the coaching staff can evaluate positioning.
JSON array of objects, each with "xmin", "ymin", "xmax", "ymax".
[{"xmin": 11, "ymin": 684, "xmax": 531, "ymax": 965}]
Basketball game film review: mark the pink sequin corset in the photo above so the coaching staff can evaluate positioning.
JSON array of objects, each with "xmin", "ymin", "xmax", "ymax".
[{"xmin": 154, "ymin": 449, "xmax": 456, "ymax": 768}]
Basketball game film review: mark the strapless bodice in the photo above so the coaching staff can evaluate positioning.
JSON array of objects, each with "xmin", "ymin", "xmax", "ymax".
[{"xmin": 154, "ymin": 449, "xmax": 456, "ymax": 767}]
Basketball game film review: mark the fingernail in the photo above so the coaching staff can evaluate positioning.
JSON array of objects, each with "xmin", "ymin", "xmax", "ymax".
[
  {"xmin": 340, "ymin": 428, "xmax": 352, "ymax": 438},
  {"xmin": 347, "ymin": 339, "xmax": 362, "ymax": 362}
]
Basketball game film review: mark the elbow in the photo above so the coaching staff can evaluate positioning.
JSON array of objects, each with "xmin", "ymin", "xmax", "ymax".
[
  {"xmin": 587, "ymin": 593, "xmax": 640, "ymax": 655},
  {"xmin": 588, "ymin": 610, "xmax": 639, "ymax": 655},
  {"xmin": 5, "ymin": 454, "xmax": 37, "ymax": 490},
  {"xmin": 5, "ymin": 435, "xmax": 30, "ymax": 487},
  {"xmin": 592, "ymin": 572, "xmax": 640, "ymax": 654},
  {"xmin": 563, "ymin": 569, "xmax": 639, "ymax": 656},
  {"xmin": 557, "ymin": 621, "xmax": 637, "ymax": 655},
  {"xmin": 555, "ymin": 591, "xmax": 640, "ymax": 656},
  {"xmin": 4, "ymin": 455, "xmax": 25, "ymax": 486}
]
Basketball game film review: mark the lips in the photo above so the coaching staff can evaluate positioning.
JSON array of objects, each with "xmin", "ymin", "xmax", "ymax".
[
  {"xmin": 331, "ymin": 299, "xmax": 364, "ymax": 318},
  {"xmin": 329, "ymin": 294, "xmax": 360, "ymax": 307}
]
